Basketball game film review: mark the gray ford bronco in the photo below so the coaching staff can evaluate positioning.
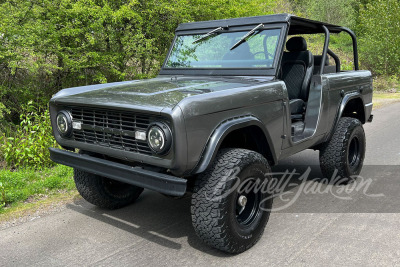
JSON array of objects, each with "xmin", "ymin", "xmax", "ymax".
[{"xmin": 49, "ymin": 14, "xmax": 373, "ymax": 253}]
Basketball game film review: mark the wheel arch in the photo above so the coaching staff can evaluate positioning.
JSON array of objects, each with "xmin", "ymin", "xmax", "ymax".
[
  {"xmin": 341, "ymin": 96, "xmax": 366, "ymax": 124},
  {"xmin": 192, "ymin": 116, "xmax": 277, "ymax": 174},
  {"xmin": 326, "ymin": 92, "xmax": 365, "ymax": 142}
]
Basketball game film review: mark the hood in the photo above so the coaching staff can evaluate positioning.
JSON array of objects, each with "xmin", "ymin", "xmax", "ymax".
[{"xmin": 51, "ymin": 76, "xmax": 273, "ymax": 113}]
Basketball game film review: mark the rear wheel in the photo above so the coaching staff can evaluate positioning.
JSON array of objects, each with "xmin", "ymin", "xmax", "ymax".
[
  {"xmin": 319, "ymin": 117, "xmax": 366, "ymax": 184},
  {"xmin": 191, "ymin": 148, "xmax": 273, "ymax": 254},
  {"xmin": 74, "ymin": 169, "xmax": 143, "ymax": 209}
]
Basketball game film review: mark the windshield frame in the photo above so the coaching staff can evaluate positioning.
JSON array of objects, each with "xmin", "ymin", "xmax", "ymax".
[{"xmin": 160, "ymin": 23, "xmax": 287, "ymax": 77}]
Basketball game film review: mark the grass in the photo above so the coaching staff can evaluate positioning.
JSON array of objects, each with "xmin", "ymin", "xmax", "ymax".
[
  {"xmin": 373, "ymin": 92, "xmax": 400, "ymax": 109},
  {"xmin": 0, "ymin": 191, "xmax": 80, "ymax": 226},
  {"xmin": 0, "ymin": 89, "xmax": 398, "ymax": 222},
  {"xmin": 0, "ymin": 164, "xmax": 76, "ymax": 216}
]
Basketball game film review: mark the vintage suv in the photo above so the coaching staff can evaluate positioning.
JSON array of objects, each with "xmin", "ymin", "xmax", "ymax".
[{"xmin": 49, "ymin": 14, "xmax": 373, "ymax": 253}]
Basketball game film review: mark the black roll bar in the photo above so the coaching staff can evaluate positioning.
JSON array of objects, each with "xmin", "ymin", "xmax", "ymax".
[
  {"xmin": 320, "ymin": 25, "xmax": 330, "ymax": 75},
  {"xmin": 339, "ymin": 27, "xmax": 359, "ymax": 70}
]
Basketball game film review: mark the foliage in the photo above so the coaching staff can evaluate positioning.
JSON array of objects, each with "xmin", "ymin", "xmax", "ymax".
[
  {"xmin": 0, "ymin": 165, "xmax": 74, "ymax": 212},
  {"xmin": 0, "ymin": 102, "xmax": 8, "ymax": 120},
  {"xmin": 299, "ymin": 0, "xmax": 357, "ymax": 28},
  {"xmin": 0, "ymin": 182, "xmax": 5, "ymax": 208},
  {"xmin": 373, "ymin": 75, "xmax": 400, "ymax": 92},
  {"xmin": 358, "ymin": 0, "xmax": 400, "ymax": 75},
  {"xmin": 0, "ymin": 0, "xmax": 287, "ymax": 168},
  {"xmin": 0, "ymin": 0, "xmax": 285, "ymax": 122},
  {"xmin": 0, "ymin": 101, "xmax": 58, "ymax": 168},
  {"xmin": 0, "ymin": 0, "xmax": 399, "ymax": 170},
  {"xmin": 0, "ymin": 0, "xmax": 398, "ymax": 217},
  {"xmin": 0, "ymin": 0, "xmax": 397, "ymax": 114},
  {"xmin": 0, "ymin": 102, "xmax": 10, "ymax": 136}
]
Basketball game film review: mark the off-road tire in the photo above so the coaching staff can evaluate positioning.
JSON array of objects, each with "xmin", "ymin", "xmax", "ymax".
[
  {"xmin": 191, "ymin": 148, "xmax": 273, "ymax": 254},
  {"xmin": 74, "ymin": 169, "xmax": 143, "ymax": 209},
  {"xmin": 319, "ymin": 117, "xmax": 366, "ymax": 184}
]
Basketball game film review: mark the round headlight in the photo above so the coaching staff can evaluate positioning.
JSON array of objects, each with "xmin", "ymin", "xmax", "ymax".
[
  {"xmin": 56, "ymin": 111, "xmax": 72, "ymax": 137},
  {"xmin": 147, "ymin": 122, "xmax": 172, "ymax": 155}
]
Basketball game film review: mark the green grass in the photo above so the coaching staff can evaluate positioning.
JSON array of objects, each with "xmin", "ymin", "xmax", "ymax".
[
  {"xmin": 0, "ymin": 164, "xmax": 75, "ymax": 214},
  {"xmin": 0, "ymin": 91, "xmax": 398, "ymax": 219},
  {"xmin": 373, "ymin": 92, "xmax": 400, "ymax": 109}
]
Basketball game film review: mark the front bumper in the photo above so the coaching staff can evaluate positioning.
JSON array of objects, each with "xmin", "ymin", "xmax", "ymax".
[{"xmin": 49, "ymin": 148, "xmax": 187, "ymax": 196}]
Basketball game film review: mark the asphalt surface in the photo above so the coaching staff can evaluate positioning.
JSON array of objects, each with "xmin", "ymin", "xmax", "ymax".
[{"xmin": 1, "ymin": 102, "xmax": 400, "ymax": 266}]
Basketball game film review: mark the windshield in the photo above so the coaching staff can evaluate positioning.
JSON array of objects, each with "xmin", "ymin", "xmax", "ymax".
[{"xmin": 164, "ymin": 29, "xmax": 281, "ymax": 69}]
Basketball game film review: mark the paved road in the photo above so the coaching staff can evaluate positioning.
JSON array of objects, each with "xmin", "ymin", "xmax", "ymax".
[{"xmin": 1, "ymin": 103, "xmax": 400, "ymax": 266}]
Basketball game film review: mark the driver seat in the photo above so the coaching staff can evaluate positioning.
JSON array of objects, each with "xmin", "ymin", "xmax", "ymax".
[{"xmin": 281, "ymin": 37, "xmax": 314, "ymax": 120}]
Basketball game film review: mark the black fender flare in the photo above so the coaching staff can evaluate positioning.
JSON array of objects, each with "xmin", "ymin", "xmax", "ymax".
[
  {"xmin": 192, "ymin": 116, "xmax": 277, "ymax": 174},
  {"xmin": 327, "ymin": 92, "xmax": 364, "ymax": 140}
]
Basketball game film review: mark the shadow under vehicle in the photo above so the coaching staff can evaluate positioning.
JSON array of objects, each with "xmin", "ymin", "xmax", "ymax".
[{"xmin": 49, "ymin": 14, "xmax": 373, "ymax": 253}]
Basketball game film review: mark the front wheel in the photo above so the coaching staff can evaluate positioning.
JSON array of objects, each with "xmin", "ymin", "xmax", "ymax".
[
  {"xmin": 319, "ymin": 117, "xmax": 366, "ymax": 184},
  {"xmin": 191, "ymin": 148, "xmax": 273, "ymax": 254},
  {"xmin": 74, "ymin": 169, "xmax": 143, "ymax": 209}
]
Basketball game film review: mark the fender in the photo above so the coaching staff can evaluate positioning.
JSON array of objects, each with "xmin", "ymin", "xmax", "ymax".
[
  {"xmin": 327, "ymin": 91, "xmax": 364, "ymax": 140},
  {"xmin": 192, "ymin": 116, "xmax": 277, "ymax": 174}
]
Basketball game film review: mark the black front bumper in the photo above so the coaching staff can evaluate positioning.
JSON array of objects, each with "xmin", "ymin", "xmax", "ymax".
[{"xmin": 49, "ymin": 148, "xmax": 187, "ymax": 196}]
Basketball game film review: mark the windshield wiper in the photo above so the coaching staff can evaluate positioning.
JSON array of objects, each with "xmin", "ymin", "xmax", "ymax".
[
  {"xmin": 192, "ymin": 26, "xmax": 225, "ymax": 44},
  {"xmin": 230, "ymin": 23, "xmax": 264, "ymax": 50}
]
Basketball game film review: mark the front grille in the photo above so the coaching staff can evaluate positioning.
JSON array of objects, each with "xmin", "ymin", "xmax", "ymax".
[{"xmin": 69, "ymin": 107, "xmax": 154, "ymax": 155}]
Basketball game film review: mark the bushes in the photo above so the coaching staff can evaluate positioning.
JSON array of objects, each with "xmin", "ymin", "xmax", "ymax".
[
  {"xmin": 358, "ymin": 0, "xmax": 400, "ymax": 76},
  {"xmin": 0, "ymin": 0, "xmax": 285, "ymax": 123},
  {"xmin": 0, "ymin": 101, "xmax": 58, "ymax": 169},
  {"xmin": 0, "ymin": 182, "xmax": 5, "ymax": 208},
  {"xmin": 373, "ymin": 75, "xmax": 400, "ymax": 92},
  {"xmin": 0, "ymin": 101, "xmax": 73, "ymax": 212},
  {"xmin": 0, "ymin": 0, "xmax": 399, "ymax": 170},
  {"xmin": 300, "ymin": 0, "xmax": 357, "ymax": 28},
  {"xmin": 0, "ymin": 102, "xmax": 8, "ymax": 121}
]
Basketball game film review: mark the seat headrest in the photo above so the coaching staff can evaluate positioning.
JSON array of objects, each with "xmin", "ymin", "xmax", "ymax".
[
  {"xmin": 314, "ymin": 55, "xmax": 329, "ymax": 66},
  {"xmin": 286, "ymin": 37, "xmax": 307, "ymax": 52}
]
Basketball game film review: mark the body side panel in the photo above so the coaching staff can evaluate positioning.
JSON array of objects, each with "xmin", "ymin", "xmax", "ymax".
[
  {"xmin": 179, "ymin": 81, "xmax": 286, "ymax": 172},
  {"xmin": 323, "ymin": 70, "xmax": 372, "ymax": 141}
]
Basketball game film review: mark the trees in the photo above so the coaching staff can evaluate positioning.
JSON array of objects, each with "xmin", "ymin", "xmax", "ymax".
[
  {"xmin": 297, "ymin": 0, "xmax": 400, "ymax": 76},
  {"xmin": 0, "ymin": 0, "xmax": 286, "ymax": 121},
  {"xmin": 0, "ymin": 0, "xmax": 399, "ymax": 169},
  {"xmin": 0, "ymin": 0, "xmax": 398, "ymax": 123},
  {"xmin": 0, "ymin": 0, "xmax": 287, "ymax": 168},
  {"xmin": 0, "ymin": 0, "xmax": 191, "ymax": 120},
  {"xmin": 299, "ymin": 0, "xmax": 357, "ymax": 28},
  {"xmin": 358, "ymin": 0, "xmax": 400, "ymax": 75}
]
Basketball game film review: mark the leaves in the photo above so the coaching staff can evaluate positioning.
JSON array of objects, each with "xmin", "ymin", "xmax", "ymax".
[
  {"xmin": 0, "ymin": 0, "xmax": 283, "ymax": 88},
  {"xmin": 358, "ymin": 0, "xmax": 400, "ymax": 75},
  {"xmin": 0, "ymin": 0, "xmax": 286, "ymax": 123},
  {"xmin": 0, "ymin": 0, "xmax": 398, "ymax": 170},
  {"xmin": 0, "ymin": 182, "xmax": 5, "ymax": 208},
  {"xmin": 0, "ymin": 102, "xmax": 58, "ymax": 169},
  {"xmin": 300, "ymin": 0, "xmax": 357, "ymax": 28}
]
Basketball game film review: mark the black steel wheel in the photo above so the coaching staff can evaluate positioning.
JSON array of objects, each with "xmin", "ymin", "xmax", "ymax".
[
  {"xmin": 319, "ymin": 117, "xmax": 366, "ymax": 184},
  {"xmin": 191, "ymin": 148, "xmax": 273, "ymax": 254},
  {"xmin": 235, "ymin": 178, "xmax": 262, "ymax": 227}
]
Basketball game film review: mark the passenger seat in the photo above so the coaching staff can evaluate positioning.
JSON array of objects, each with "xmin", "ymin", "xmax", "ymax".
[
  {"xmin": 314, "ymin": 55, "xmax": 336, "ymax": 74},
  {"xmin": 281, "ymin": 37, "xmax": 314, "ymax": 120}
]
